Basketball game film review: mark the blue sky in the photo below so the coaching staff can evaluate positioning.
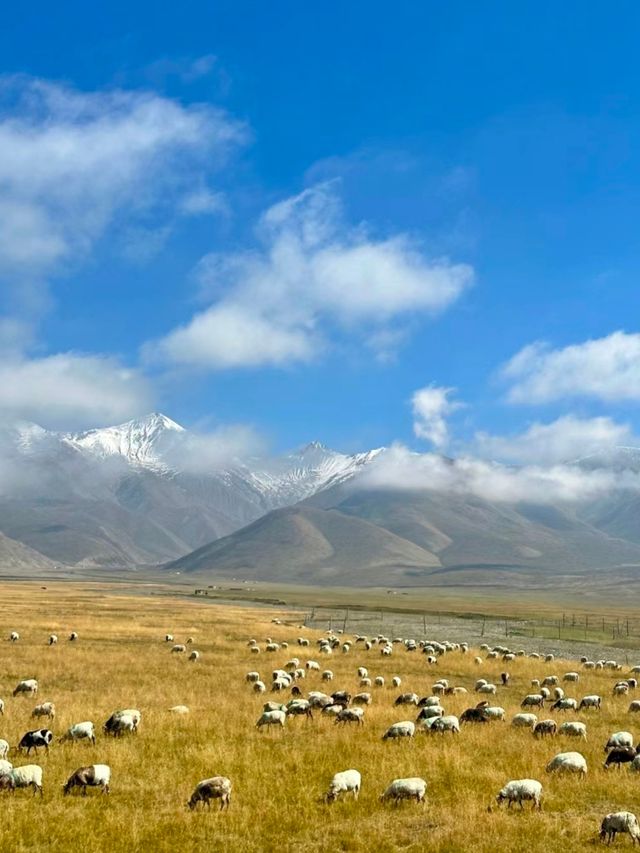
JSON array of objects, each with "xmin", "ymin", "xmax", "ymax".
[{"xmin": 2, "ymin": 1, "xmax": 640, "ymax": 464}]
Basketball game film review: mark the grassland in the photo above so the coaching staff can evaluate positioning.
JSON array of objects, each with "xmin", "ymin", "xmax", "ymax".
[{"xmin": 1, "ymin": 581, "xmax": 640, "ymax": 852}]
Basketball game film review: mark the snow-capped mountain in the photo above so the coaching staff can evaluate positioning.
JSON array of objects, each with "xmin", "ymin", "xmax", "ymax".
[{"xmin": 0, "ymin": 413, "xmax": 384, "ymax": 568}]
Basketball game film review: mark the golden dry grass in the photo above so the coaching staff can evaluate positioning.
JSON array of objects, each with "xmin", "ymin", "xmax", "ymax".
[{"xmin": 0, "ymin": 582, "xmax": 640, "ymax": 851}]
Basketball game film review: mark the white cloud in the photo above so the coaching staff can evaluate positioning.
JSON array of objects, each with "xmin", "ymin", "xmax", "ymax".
[
  {"xmin": 360, "ymin": 443, "xmax": 637, "ymax": 504},
  {"xmin": 473, "ymin": 415, "xmax": 635, "ymax": 465},
  {"xmin": 162, "ymin": 424, "xmax": 265, "ymax": 473},
  {"xmin": 147, "ymin": 182, "xmax": 473, "ymax": 369},
  {"xmin": 0, "ymin": 354, "xmax": 154, "ymax": 430},
  {"xmin": 0, "ymin": 74, "xmax": 245, "ymax": 307},
  {"xmin": 412, "ymin": 385, "xmax": 461, "ymax": 449},
  {"xmin": 503, "ymin": 331, "xmax": 640, "ymax": 403}
]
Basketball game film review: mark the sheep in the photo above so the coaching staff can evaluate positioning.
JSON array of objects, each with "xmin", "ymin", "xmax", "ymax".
[
  {"xmin": 306, "ymin": 661, "xmax": 320, "ymax": 671},
  {"xmin": 374, "ymin": 677, "xmax": 385, "ymax": 687},
  {"xmin": 353, "ymin": 693, "xmax": 372, "ymax": 706},
  {"xmin": 256, "ymin": 710, "xmax": 286, "ymax": 731},
  {"xmin": 60, "ymin": 721, "xmax": 96, "ymax": 745},
  {"xmin": 168, "ymin": 706, "xmax": 190, "ymax": 715},
  {"xmin": 382, "ymin": 721, "xmax": 415, "ymax": 740},
  {"xmin": 501, "ymin": 672, "xmax": 510, "ymax": 686},
  {"xmin": 482, "ymin": 706, "xmax": 506, "ymax": 721},
  {"xmin": 559, "ymin": 721, "xmax": 587, "ymax": 740},
  {"xmin": 563, "ymin": 672, "xmax": 579, "ymax": 683},
  {"xmin": 9, "ymin": 631, "xmax": 19, "ymax": 642},
  {"xmin": 1, "ymin": 764, "xmax": 43, "ymax": 797},
  {"xmin": 604, "ymin": 747, "xmax": 637, "ymax": 770},
  {"xmin": 286, "ymin": 700, "xmax": 313, "ymax": 720},
  {"xmin": 18, "ymin": 729, "xmax": 53, "ymax": 755},
  {"xmin": 335, "ymin": 707, "xmax": 364, "ymax": 726},
  {"xmin": 578, "ymin": 694, "xmax": 601, "ymax": 711},
  {"xmin": 246, "ymin": 671, "xmax": 261, "ymax": 683},
  {"xmin": 605, "ymin": 731, "xmax": 634, "ymax": 752},
  {"xmin": 475, "ymin": 679, "xmax": 488, "ymax": 691},
  {"xmin": 253, "ymin": 681, "xmax": 266, "ymax": 694},
  {"xmin": 630, "ymin": 701, "xmax": 640, "ymax": 713},
  {"xmin": 553, "ymin": 687, "xmax": 565, "ymax": 701},
  {"xmin": 0, "ymin": 759, "xmax": 12, "ymax": 775},
  {"xmin": 614, "ymin": 683, "xmax": 630, "ymax": 697},
  {"xmin": 103, "ymin": 711, "xmax": 138, "ymax": 737},
  {"xmin": 460, "ymin": 707, "xmax": 490, "ymax": 724},
  {"xmin": 496, "ymin": 779, "xmax": 543, "ymax": 810},
  {"xmin": 533, "ymin": 720, "xmax": 557, "ymax": 738},
  {"xmin": 266, "ymin": 643, "xmax": 279, "ymax": 652},
  {"xmin": 380, "ymin": 777, "xmax": 427, "ymax": 805},
  {"xmin": 521, "ymin": 694, "xmax": 545, "ymax": 710},
  {"xmin": 540, "ymin": 687, "xmax": 551, "ymax": 700},
  {"xmin": 511, "ymin": 713, "xmax": 538, "ymax": 729},
  {"xmin": 325, "ymin": 769, "xmax": 361, "ymax": 804},
  {"xmin": 13, "ymin": 679, "xmax": 38, "ymax": 697},
  {"xmin": 69, "ymin": 631, "xmax": 78, "ymax": 642},
  {"xmin": 600, "ymin": 812, "xmax": 640, "ymax": 845},
  {"xmin": 263, "ymin": 702, "xmax": 287, "ymax": 713},
  {"xmin": 63, "ymin": 764, "xmax": 111, "ymax": 796},
  {"xmin": 550, "ymin": 698, "xmax": 578, "ymax": 713},
  {"xmin": 297, "ymin": 638, "xmax": 310, "ymax": 647},
  {"xmin": 250, "ymin": 646, "xmax": 260, "ymax": 655},
  {"xmin": 357, "ymin": 667, "xmax": 368, "ymax": 679},
  {"xmin": 188, "ymin": 776, "xmax": 232, "ymax": 810},
  {"xmin": 321, "ymin": 670, "xmax": 333, "ymax": 682},
  {"xmin": 48, "ymin": 634, "xmax": 58, "ymax": 646},
  {"xmin": 545, "ymin": 751, "xmax": 587, "ymax": 776},
  {"xmin": 0, "ymin": 740, "xmax": 8, "ymax": 760},
  {"xmin": 474, "ymin": 656, "xmax": 483, "ymax": 665},
  {"xmin": 428, "ymin": 715, "xmax": 460, "ymax": 734},
  {"xmin": 417, "ymin": 706, "xmax": 444, "ymax": 722},
  {"xmin": 542, "ymin": 675, "xmax": 558, "ymax": 687},
  {"xmin": 308, "ymin": 692, "xmax": 333, "ymax": 709},
  {"xmin": 32, "ymin": 701, "xmax": 55, "ymax": 721},
  {"xmin": 394, "ymin": 692, "xmax": 419, "ymax": 707},
  {"xmin": 188, "ymin": 650, "xmax": 200, "ymax": 662},
  {"xmin": 165, "ymin": 634, "xmax": 174, "ymax": 642},
  {"xmin": 171, "ymin": 644, "xmax": 186, "ymax": 654}
]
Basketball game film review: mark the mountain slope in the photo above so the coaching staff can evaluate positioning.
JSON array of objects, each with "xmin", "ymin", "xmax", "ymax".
[
  {"xmin": 166, "ymin": 505, "xmax": 442, "ymax": 585},
  {"xmin": 0, "ymin": 532, "xmax": 59, "ymax": 573}
]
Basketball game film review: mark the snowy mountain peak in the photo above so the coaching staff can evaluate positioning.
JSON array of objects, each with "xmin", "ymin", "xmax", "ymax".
[
  {"xmin": 573, "ymin": 445, "xmax": 640, "ymax": 473},
  {"xmin": 65, "ymin": 412, "xmax": 185, "ymax": 465}
]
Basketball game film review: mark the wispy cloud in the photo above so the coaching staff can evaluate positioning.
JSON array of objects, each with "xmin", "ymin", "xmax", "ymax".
[
  {"xmin": 412, "ymin": 385, "xmax": 461, "ymax": 450},
  {"xmin": 146, "ymin": 181, "xmax": 473, "ymax": 370},
  {"xmin": 502, "ymin": 331, "xmax": 640, "ymax": 403}
]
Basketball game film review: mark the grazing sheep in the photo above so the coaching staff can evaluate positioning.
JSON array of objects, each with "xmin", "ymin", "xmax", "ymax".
[
  {"xmin": 629, "ymin": 701, "xmax": 640, "ymax": 714},
  {"xmin": 559, "ymin": 721, "xmax": 587, "ymax": 740},
  {"xmin": 246, "ymin": 672, "xmax": 261, "ymax": 683},
  {"xmin": 103, "ymin": 711, "xmax": 139, "ymax": 737},
  {"xmin": 0, "ymin": 759, "xmax": 12, "ymax": 775},
  {"xmin": 563, "ymin": 672, "xmax": 579, "ymax": 683},
  {"xmin": 63, "ymin": 764, "xmax": 111, "ymax": 795},
  {"xmin": 501, "ymin": 672, "xmax": 510, "ymax": 686},
  {"xmin": 322, "ymin": 670, "xmax": 333, "ymax": 682},
  {"xmin": 533, "ymin": 720, "xmax": 557, "ymax": 738},
  {"xmin": 13, "ymin": 679, "xmax": 38, "ymax": 697},
  {"xmin": 428, "ymin": 715, "xmax": 460, "ymax": 734},
  {"xmin": 335, "ymin": 707, "xmax": 364, "ymax": 726},
  {"xmin": 382, "ymin": 721, "xmax": 415, "ymax": 740},
  {"xmin": 477, "ymin": 683, "xmax": 497, "ymax": 695},
  {"xmin": 482, "ymin": 706, "xmax": 506, "ymax": 721},
  {"xmin": 417, "ymin": 706, "xmax": 444, "ymax": 722},
  {"xmin": 32, "ymin": 702, "xmax": 55, "ymax": 721},
  {"xmin": 306, "ymin": 661, "xmax": 320, "ymax": 672},
  {"xmin": 9, "ymin": 631, "xmax": 19, "ymax": 642},
  {"xmin": 521, "ymin": 694, "xmax": 545, "ymax": 710},
  {"xmin": 69, "ymin": 632, "xmax": 78, "ymax": 642},
  {"xmin": 604, "ymin": 748, "xmax": 637, "ymax": 770},
  {"xmin": 600, "ymin": 812, "xmax": 640, "ymax": 845},
  {"xmin": 496, "ymin": 779, "xmax": 543, "ymax": 810},
  {"xmin": 578, "ymin": 695, "xmax": 601, "ymax": 711},
  {"xmin": 256, "ymin": 710, "xmax": 286, "ymax": 731},
  {"xmin": 188, "ymin": 650, "xmax": 200, "ymax": 662},
  {"xmin": 553, "ymin": 687, "xmax": 565, "ymax": 701},
  {"xmin": 1, "ymin": 764, "xmax": 43, "ymax": 796},
  {"xmin": 394, "ymin": 692, "xmax": 419, "ymax": 707},
  {"xmin": 353, "ymin": 693, "xmax": 372, "ymax": 706},
  {"xmin": 168, "ymin": 706, "xmax": 190, "ymax": 715},
  {"xmin": 374, "ymin": 676, "xmax": 385, "ymax": 687},
  {"xmin": 460, "ymin": 707, "xmax": 490, "ymax": 724},
  {"xmin": 165, "ymin": 634, "xmax": 174, "ymax": 642},
  {"xmin": 18, "ymin": 729, "xmax": 53, "ymax": 755},
  {"xmin": 380, "ymin": 777, "xmax": 427, "ymax": 805},
  {"xmin": 550, "ymin": 698, "xmax": 578, "ymax": 713},
  {"xmin": 286, "ymin": 700, "xmax": 313, "ymax": 720},
  {"xmin": 605, "ymin": 732, "xmax": 634, "ymax": 752},
  {"xmin": 188, "ymin": 776, "xmax": 232, "ymax": 810},
  {"xmin": 511, "ymin": 713, "xmax": 538, "ymax": 729},
  {"xmin": 545, "ymin": 751, "xmax": 587, "ymax": 776},
  {"xmin": 0, "ymin": 740, "xmax": 8, "ymax": 760},
  {"xmin": 357, "ymin": 667, "xmax": 368, "ymax": 679},
  {"xmin": 253, "ymin": 681, "xmax": 266, "ymax": 694},
  {"xmin": 48, "ymin": 634, "xmax": 58, "ymax": 646},
  {"xmin": 325, "ymin": 769, "xmax": 361, "ymax": 803},
  {"xmin": 60, "ymin": 722, "xmax": 96, "ymax": 745},
  {"xmin": 614, "ymin": 683, "xmax": 630, "ymax": 697},
  {"xmin": 171, "ymin": 644, "xmax": 186, "ymax": 654}
]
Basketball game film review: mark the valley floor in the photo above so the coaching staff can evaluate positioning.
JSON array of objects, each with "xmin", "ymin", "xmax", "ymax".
[{"xmin": 0, "ymin": 582, "xmax": 639, "ymax": 851}]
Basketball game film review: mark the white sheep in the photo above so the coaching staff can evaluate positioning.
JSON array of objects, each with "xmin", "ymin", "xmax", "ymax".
[
  {"xmin": 188, "ymin": 650, "xmax": 200, "ymax": 662},
  {"xmin": 629, "ymin": 700, "xmax": 640, "ymax": 713},
  {"xmin": 382, "ymin": 721, "xmax": 415, "ymax": 740},
  {"xmin": 605, "ymin": 731, "xmax": 634, "ymax": 752},
  {"xmin": 600, "ymin": 812, "xmax": 640, "ymax": 844},
  {"xmin": 429, "ymin": 715, "xmax": 460, "ymax": 734},
  {"xmin": 559, "ymin": 721, "xmax": 587, "ymax": 740},
  {"xmin": 2, "ymin": 764, "xmax": 43, "ymax": 796},
  {"xmin": 306, "ymin": 661, "xmax": 320, "ymax": 671},
  {"xmin": 496, "ymin": 779, "xmax": 543, "ymax": 810},
  {"xmin": 256, "ymin": 710, "xmax": 286, "ymax": 731},
  {"xmin": 325, "ymin": 769, "xmax": 361, "ymax": 803},
  {"xmin": 63, "ymin": 764, "xmax": 111, "ymax": 796},
  {"xmin": 511, "ymin": 714, "xmax": 538, "ymax": 729},
  {"xmin": 545, "ymin": 751, "xmax": 587, "ymax": 776},
  {"xmin": 614, "ymin": 683, "xmax": 630, "ymax": 696},
  {"xmin": 253, "ymin": 681, "xmax": 266, "ymax": 694},
  {"xmin": 13, "ymin": 679, "xmax": 38, "ymax": 697},
  {"xmin": 357, "ymin": 667, "xmax": 368, "ymax": 679},
  {"xmin": 0, "ymin": 759, "xmax": 12, "ymax": 775},
  {"xmin": 168, "ymin": 706, "xmax": 190, "ymax": 715},
  {"xmin": 245, "ymin": 671, "xmax": 260, "ymax": 683},
  {"xmin": 32, "ymin": 701, "xmax": 55, "ymax": 721},
  {"xmin": 48, "ymin": 634, "xmax": 58, "ymax": 646},
  {"xmin": 0, "ymin": 739, "xmax": 8, "ymax": 760},
  {"xmin": 577, "ymin": 694, "xmax": 601, "ymax": 711},
  {"xmin": 563, "ymin": 672, "xmax": 579, "ymax": 683},
  {"xmin": 60, "ymin": 721, "xmax": 96, "ymax": 745},
  {"xmin": 482, "ymin": 706, "xmax": 506, "ymax": 721},
  {"xmin": 171, "ymin": 644, "xmax": 186, "ymax": 654},
  {"xmin": 380, "ymin": 777, "xmax": 427, "ymax": 804},
  {"xmin": 9, "ymin": 631, "xmax": 19, "ymax": 643},
  {"xmin": 374, "ymin": 676, "xmax": 385, "ymax": 687},
  {"xmin": 322, "ymin": 670, "xmax": 333, "ymax": 682},
  {"xmin": 188, "ymin": 776, "xmax": 232, "ymax": 810}
]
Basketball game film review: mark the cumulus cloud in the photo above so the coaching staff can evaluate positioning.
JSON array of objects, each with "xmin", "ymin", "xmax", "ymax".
[
  {"xmin": 473, "ymin": 415, "xmax": 635, "ymax": 465},
  {"xmin": 0, "ymin": 354, "xmax": 154, "ymax": 430},
  {"xmin": 0, "ymin": 74, "xmax": 245, "ymax": 308},
  {"xmin": 161, "ymin": 424, "xmax": 265, "ymax": 473},
  {"xmin": 359, "ymin": 443, "xmax": 638, "ymax": 504},
  {"xmin": 147, "ymin": 182, "xmax": 473, "ymax": 369},
  {"xmin": 502, "ymin": 331, "xmax": 640, "ymax": 403},
  {"xmin": 412, "ymin": 385, "xmax": 461, "ymax": 449}
]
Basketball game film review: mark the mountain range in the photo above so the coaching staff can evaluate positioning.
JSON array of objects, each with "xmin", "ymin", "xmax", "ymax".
[{"xmin": 2, "ymin": 412, "xmax": 640, "ymax": 585}]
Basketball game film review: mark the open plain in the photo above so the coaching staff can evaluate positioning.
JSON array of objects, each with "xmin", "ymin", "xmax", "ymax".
[{"xmin": 1, "ymin": 582, "xmax": 640, "ymax": 852}]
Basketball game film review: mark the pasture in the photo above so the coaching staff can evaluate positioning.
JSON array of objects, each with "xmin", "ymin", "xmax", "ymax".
[{"xmin": 1, "ymin": 582, "xmax": 640, "ymax": 852}]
